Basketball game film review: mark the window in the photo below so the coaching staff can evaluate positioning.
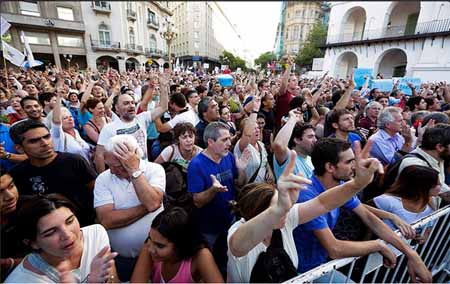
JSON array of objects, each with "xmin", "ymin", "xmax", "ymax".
[
  {"xmin": 148, "ymin": 9, "xmax": 156, "ymax": 24},
  {"xmin": 94, "ymin": 1, "xmax": 110, "ymax": 9},
  {"xmin": 293, "ymin": 25, "xmax": 299, "ymax": 40},
  {"xmin": 19, "ymin": 1, "xmax": 40, "ymax": 16},
  {"xmin": 194, "ymin": 41, "xmax": 199, "ymax": 49},
  {"xmin": 149, "ymin": 34, "xmax": 157, "ymax": 49},
  {"xmin": 98, "ymin": 23, "xmax": 111, "ymax": 46},
  {"xmin": 129, "ymin": 28, "xmax": 135, "ymax": 45},
  {"xmin": 57, "ymin": 7, "xmax": 74, "ymax": 21},
  {"xmin": 21, "ymin": 31, "xmax": 50, "ymax": 45},
  {"xmin": 295, "ymin": 10, "xmax": 302, "ymax": 17},
  {"xmin": 194, "ymin": 31, "xmax": 199, "ymax": 39},
  {"xmin": 57, "ymin": 35, "xmax": 83, "ymax": 47}
]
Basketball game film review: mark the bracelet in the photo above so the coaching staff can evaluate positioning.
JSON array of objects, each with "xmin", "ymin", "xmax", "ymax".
[{"xmin": 251, "ymin": 110, "xmax": 258, "ymax": 114}]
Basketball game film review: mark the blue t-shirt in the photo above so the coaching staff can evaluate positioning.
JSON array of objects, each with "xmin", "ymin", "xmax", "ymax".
[
  {"xmin": 187, "ymin": 152, "xmax": 238, "ymax": 234},
  {"xmin": 293, "ymin": 174, "xmax": 361, "ymax": 273},
  {"xmin": 273, "ymin": 153, "xmax": 314, "ymax": 180},
  {"xmin": 0, "ymin": 124, "xmax": 18, "ymax": 171},
  {"xmin": 329, "ymin": 132, "xmax": 362, "ymax": 148}
]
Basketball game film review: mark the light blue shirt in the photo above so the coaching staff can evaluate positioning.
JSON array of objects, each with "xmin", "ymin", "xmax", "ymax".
[
  {"xmin": 369, "ymin": 129, "xmax": 405, "ymax": 165},
  {"xmin": 273, "ymin": 152, "xmax": 314, "ymax": 180}
]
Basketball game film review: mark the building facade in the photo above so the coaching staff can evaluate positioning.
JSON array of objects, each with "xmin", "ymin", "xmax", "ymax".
[
  {"xmin": 1, "ymin": 1, "xmax": 87, "ymax": 69},
  {"xmin": 274, "ymin": 1, "xmax": 325, "ymax": 58},
  {"xmin": 323, "ymin": 1, "xmax": 450, "ymax": 81},
  {"xmin": 168, "ymin": 1, "xmax": 223, "ymax": 69},
  {"xmin": 82, "ymin": 1, "xmax": 172, "ymax": 72}
]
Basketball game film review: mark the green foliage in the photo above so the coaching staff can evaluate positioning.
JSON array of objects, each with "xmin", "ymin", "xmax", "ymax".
[
  {"xmin": 254, "ymin": 51, "xmax": 277, "ymax": 70},
  {"xmin": 295, "ymin": 22, "xmax": 327, "ymax": 69},
  {"xmin": 219, "ymin": 50, "xmax": 247, "ymax": 71}
]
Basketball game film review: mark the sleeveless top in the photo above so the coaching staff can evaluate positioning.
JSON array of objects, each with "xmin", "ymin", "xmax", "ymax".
[
  {"xmin": 84, "ymin": 119, "xmax": 101, "ymax": 146},
  {"xmin": 151, "ymin": 258, "xmax": 194, "ymax": 283}
]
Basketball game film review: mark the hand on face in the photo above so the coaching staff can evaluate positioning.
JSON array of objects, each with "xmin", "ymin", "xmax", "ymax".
[{"xmin": 352, "ymin": 140, "xmax": 384, "ymax": 189}]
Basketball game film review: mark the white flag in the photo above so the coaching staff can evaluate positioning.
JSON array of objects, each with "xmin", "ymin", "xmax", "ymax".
[
  {"xmin": 2, "ymin": 41, "xmax": 25, "ymax": 66},
  {"xmin": 20, "ymin": 31, "xmax": 40, "ymax": 67},
  {"xmin": 1, "ymin": 16, "xmax": 11, "ymax": 36}
]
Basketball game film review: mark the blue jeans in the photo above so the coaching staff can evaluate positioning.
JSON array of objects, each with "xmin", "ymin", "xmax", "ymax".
[{"xmin": 203, "ymin": 231, "xmax": 228, "ymax": 280}]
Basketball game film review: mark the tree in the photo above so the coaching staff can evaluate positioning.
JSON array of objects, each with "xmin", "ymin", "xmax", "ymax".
[
  {"xmin": 295, "ymin": 22, "xmax": 327, "ymax": 70},
  {"xmin": 254, "ymin": 51, "xmax": 277, "ymax": 70},
  {"xmin": 219, "ymin": 50, "xmax": 247, "ymax": 71}
]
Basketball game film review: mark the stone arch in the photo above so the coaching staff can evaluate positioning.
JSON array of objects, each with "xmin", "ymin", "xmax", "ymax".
[
  {"xmin": 125, "ymin": 57, "xmax": 140, "ymax": 71},
  {"xmin": 382, "ymin": 1, "xmax": 421, "ymax": 36},
  {"xmin": 96, "ymin": 55, "xmax": 118, "ymax": 71},
  {"xmin": 340, "ymin": 6, "xmax": 367, "ymax": 41},
  {"xmin": 374, "ymin": 48, "xmax": 408, "ymax": 78},
  {"xmin": 334, "ymin": 51, "xmax": 358, "ymax": 79}
]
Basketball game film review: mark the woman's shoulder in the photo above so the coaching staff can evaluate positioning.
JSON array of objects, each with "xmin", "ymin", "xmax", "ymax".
[{"xmin": 5, "ymin": 259, "xmax": 49, "ymax": 283}]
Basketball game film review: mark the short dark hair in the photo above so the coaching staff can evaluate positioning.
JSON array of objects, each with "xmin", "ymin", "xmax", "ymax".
[
  {"xmin": 185, "ymin": 90, "xmax": 198, "ymax": 101},
  {"xmin": 422, "ymin": 112, "xmax": 449, "ymax": 125},
  {"xmin": 85, "ymin": 98, "xmax": 102, "ymax": 111},
  {"xmin": 289, "ymin": 123, "xmax": 315, "ymax": 148},
  {"xmin": 311, "ymin": 138, "xmax": 352, "ymax": 176},
  {"xmin": 195, "ymin": 85, "xmax": 206, "ymax": 94},
  {"xmin": 257, "ymin": 79, "xmax": 268, "ymax": 90},
  {"xmin": 38, "ymin": 92, "xmax": 56, "ymax": 106},
  {"xmin": 170, "ymin": 84, "xmax": 180, "ymax": 94},
  {"xmin": 173, "ymin": 122, "xmax": 196, "ymax": 142},
  {"xmin": 20, "ymin": 96, "xmax": 40, "ymax": 109},
  {"xmin": 406, "ymin": 96, "xmax": 424, "ymax": 111},
  {"xmin": 170, "ymin": 92, "xmax": 187, "ymax": 108},
  {"xmin": 198, "ymin": 97, "xmax": 212, "ymax": 120},
  {"xmin": 421, "ymin": 123, "xmax": 450, "ymax": 150},
  {"xmin": 17, "ymin": 194, "xmax": 77, "ymax": 244},
  {"xmin": 9, "ymin": 119, "xmax": 48, "ymax": 145}
]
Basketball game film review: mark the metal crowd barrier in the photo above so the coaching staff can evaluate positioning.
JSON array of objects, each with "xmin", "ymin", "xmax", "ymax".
[{"xmin": 285, "ymin": 205, "xmax": 450, "ymax": 283}]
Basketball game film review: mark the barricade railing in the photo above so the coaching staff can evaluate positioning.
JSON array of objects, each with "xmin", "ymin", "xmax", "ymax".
[{"xmin": 284, "ymin": 205, "xmax": 450, "ymax": 283}]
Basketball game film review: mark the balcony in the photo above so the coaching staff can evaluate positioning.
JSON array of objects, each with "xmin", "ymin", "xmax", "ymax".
[
  {"xmin": 91, "ymin": 40, "xmax": 121, "ymax": 52},
  {"xmin": 145, "ymin": 48, "xmax": 166, "ymax": 58},
  {"xmin": 92, "ymin": 1, "xmax": 111, "ymax": 14},
  {"xmin": 147, "ymin": 18, "xmax": 160, "ymax": 30},
  {"xmin": 326, "ymin": 18, "xmax": 450, "ymax": 47},
  {"xmin": 126, "ymin": 9, "xmax": 136, "ymax": 21},
  {"xmin": 126, "ymin": 44, "xmax": 144, "ymax": 54}
]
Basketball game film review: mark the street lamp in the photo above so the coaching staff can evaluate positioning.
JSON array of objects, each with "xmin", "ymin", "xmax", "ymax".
[
  {"xmin": 160, "ymin": 16, "xmax": 177, "ymax": 70},
  {"xmin": 63, "ymin": 54, "xmax": 72, "ymax": 70}
]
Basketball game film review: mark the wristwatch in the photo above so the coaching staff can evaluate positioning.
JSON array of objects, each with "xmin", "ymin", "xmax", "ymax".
[
  {"xmin": 2, "ymin": 153, "xmax": 11, "ymax": 160},
  {"xmin": 131, "ymin": 169, "xmax": 144, "ymax": 179}
]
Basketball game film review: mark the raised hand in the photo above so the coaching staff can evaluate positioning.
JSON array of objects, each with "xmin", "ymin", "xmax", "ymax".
[
  {"xmin": 210, "ymin": 175, "xmax": 228, "ymax": 193},
  {"xmin": 352, "ymin": 140, "xmax": 384, "ymax": 189},
  {"xmin": 57, "ymin": 260, "xmax": 77, "ymax": 283},
  {"xmin": 89, "ymin": 246, "xmax": 118, "ymax": 283},
  {"xmin": 276, "ymin": 150, "xmax": 312, "ymax": 214},
  {"xmin": 288, "ymin": 108, "xmax": 303, "ymax": 123},
  {"xmin": 236, "ymin": 148, "xmax": 252, "ymax": 171}
]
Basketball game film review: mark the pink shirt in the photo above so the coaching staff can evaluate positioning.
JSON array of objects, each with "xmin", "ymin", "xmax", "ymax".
[{"xmin": 151, "ymin": 258, "xmax": 194, "ymax": 283}]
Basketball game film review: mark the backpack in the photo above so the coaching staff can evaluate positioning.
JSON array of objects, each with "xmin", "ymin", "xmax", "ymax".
[
  {"xmin": 249, "ymin": 229, "xmax": 298, "ymax": 283},
  {"xmin": 160, "ymin": 147, "xmax": 195, "ymax": 213},
  {"xmin": 361, "ymin": 152, "xmax": 432, "ymax": 202}
]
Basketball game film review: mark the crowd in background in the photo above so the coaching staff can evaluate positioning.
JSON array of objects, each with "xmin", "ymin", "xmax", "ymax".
[{"xmin": 1, "ymin": 57, "xmax": 449, "ymax": 283}]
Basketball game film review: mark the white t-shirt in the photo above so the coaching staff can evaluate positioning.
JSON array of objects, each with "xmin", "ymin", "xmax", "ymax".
[
  {"xmin": 159, "ymin": 144, "xmax": 202, "ymax": 170},
  {"xmin": 234, "ymin": 141, "xmax": 268, "ymax": 183},
  {"xmin": 167, "ymin": 107, "xmax": 200, "ymax": 129},
  {"xmin": 93, "ymin": 160, "xmax": 166, "ymax": 258},
  {"xmin": 50, "ymin": 122, "xmax": 91, "ymax": 162},
  {"xmin": 227, "ymin": 204, "xmax": 300, "ymax": 283},
  {"xmin": 373, "ymin": 194, "xmax": 435, "ymax": 230},
  {"xmin": 5, "ymin": 224, "xmax": 109, "ymax": 283},
  {"xmin": 97, "ymin": 111, "xmax": 153, "ymax": 159}
]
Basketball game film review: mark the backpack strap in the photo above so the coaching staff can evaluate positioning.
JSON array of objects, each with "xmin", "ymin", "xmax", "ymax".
[
  {"xmin": 268, "ymin": 229, "xmax": 284, "ymax": 250},
  {"xmin": 405, "ymin": 152, "xmax": 433, "ymax": 168},
  {"xmin": 168, "ymin": 145, "xmax": 175, "ymax": 162}
]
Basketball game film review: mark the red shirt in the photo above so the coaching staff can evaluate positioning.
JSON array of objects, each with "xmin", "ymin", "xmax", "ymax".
[{"xmin": 275, "ymin": 90, "xmax": 294, "ymax": 129}]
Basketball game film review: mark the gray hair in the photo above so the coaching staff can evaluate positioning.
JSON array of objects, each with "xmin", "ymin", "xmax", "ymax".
[
  {"xmin": 377, "ymin": 106, "xmax": 402, "ymax": 129},
  {"xmin": 364, "ymin": 101, "xmax": 383, "ymax": 116},
  {"xmin": 104, "ymin": 134, "xmax": 144, "ymax": 158},
  {"xmin": 410, "ymin": 110, "xmax": 430, "ymax": 126},
  {"xmin": 203, "ymin": 121, "xmax": 229, "ymax": 145},
  {"xmin": 422, "ymin": 112, "xmax": 450, "ymax": 125}
]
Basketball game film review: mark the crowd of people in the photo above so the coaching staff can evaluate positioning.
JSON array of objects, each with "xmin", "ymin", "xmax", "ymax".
[{"xmin": 1, "ymin": 56, "xmax": 449, "ymax": 283}]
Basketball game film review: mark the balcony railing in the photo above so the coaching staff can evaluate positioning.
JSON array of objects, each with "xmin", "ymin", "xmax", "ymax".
[
  {"xmin": 147, "ymin": 18, "xmax": 160, "ymax": 30},
  {"xmin": 145, "ymin": 47, "xmax": 166, "ymax": 57},
  {"xmin": 91, "ymin": 1, "xmax": 111, "ymax": 13},
  {"xmin": 126, "ymin": 9, "xmax": 136, "ymax": 20},
  {"xmin": 125, "ymin": 44, "xmax": 144, "ymax": 54},
  {"xmin": 326, "ymin": 18, "xmax": 450, "ymax": 45},
  {"xmin": 91, "ymin": 40, "xmax": 121, "ymax": 51}
]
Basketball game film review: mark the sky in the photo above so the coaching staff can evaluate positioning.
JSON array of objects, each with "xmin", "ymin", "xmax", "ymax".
[{"xmin": 215, "ymin": 1, "xmax": 282, "ymax": 63}]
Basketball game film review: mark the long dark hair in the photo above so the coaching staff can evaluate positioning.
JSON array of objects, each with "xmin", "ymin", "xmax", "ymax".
[
  {"xmin": 17, "ymin": 194, "xmax": 77, "ymax": 244},
  {"xmin": 385, "ymin": 165, "xmax": 439, "ymax": 209},
  {"xmin": 151, "ymin": 207, "xmax": 206, "ymax": 260}
]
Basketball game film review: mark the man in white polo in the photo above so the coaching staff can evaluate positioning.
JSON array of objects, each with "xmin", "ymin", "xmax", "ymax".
[{"xmin": 94, "ymin": 134, "xmax": 165, "ymax": 281}]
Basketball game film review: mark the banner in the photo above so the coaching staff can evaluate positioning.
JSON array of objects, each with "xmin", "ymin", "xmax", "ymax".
[
  {"xmin": 2, "ymin": 41, "xmax": 25, "ymax": 66},
  {"xmin": 398, "ymin": 77, "xmax": 421, "ymax": 96},
  {"xmin": 353, "ymin": 68, "xmax": 373, "ymax": 89},
  {"xmin": 1, "ymin": 16, "xmax": 11, "ymax": 36},
  {"xmin": 312, "ymin": 58, "xmax": 324, "ymax": 71},
  {"xmin": 370, "ymin": 79, "xmax": 393, "ymax": 92},
  {"xmin": 20, "ymin": 31, "xmax": 41, "ymax": 68}
]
